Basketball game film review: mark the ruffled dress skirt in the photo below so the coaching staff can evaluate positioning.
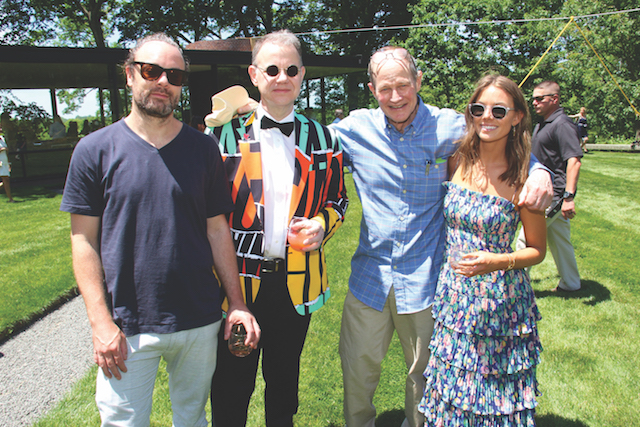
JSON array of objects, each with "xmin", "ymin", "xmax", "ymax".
[{"xmin": 419, "ymin": 183, "xmax": 542, "ymax": 426}]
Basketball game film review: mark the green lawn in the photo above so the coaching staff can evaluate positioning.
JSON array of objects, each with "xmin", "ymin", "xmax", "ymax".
[
  {"xmin": 2, "ymin": 151, "xmax": 638, "ymax": 426},
  {"xmin": 0, "ymin": 179, "xmax": 75, "ymax": 341}
]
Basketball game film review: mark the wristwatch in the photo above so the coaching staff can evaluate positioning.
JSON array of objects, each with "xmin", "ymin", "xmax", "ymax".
[{"xmin": 563, "ymin": 191, "xmax": 575, "ymax": 200}]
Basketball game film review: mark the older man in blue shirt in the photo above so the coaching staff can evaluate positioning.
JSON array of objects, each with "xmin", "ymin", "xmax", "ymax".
[{"xmin": 332, "ymin": 47, "xmax": 553, "ymax": 427}]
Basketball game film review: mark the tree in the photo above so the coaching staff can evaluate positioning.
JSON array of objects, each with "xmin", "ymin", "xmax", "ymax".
[
  {"xmin": 112, "ymin": 0, "xmax": 311, "ymax": 44},
  {"xmin": 0, "ymin": 92, "xmax": 50, "ymax": 149},
  {"xmin": 0, "ymin": 0, "xmax": 124, "ymax": 120},
  {"xmin": 293, "ymin": 0, "xmax": 419, "ymax": 112},
  {"xmin": 404, "ymin": 0, "xmax": 640, "ymax": 138}
]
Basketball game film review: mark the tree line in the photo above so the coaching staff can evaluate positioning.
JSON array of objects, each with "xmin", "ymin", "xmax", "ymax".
[{"xmin": 1, "ymin": 0, "xmax": 638, "ymax": 139}]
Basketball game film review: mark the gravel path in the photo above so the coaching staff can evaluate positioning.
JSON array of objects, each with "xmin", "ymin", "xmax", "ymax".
[{"xmin": 0, "ymin": 296, "xmax": 93, "ymax": 427}]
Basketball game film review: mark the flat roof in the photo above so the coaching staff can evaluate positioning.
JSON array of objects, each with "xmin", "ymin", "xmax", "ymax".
[{"xmin": 0, "ymin": 45, "xmax": 366, "ymax": 90}]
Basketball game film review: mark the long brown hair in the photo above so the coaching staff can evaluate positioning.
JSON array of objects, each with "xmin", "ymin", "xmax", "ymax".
[{"xmin": 456, "ymin": 75, "xmax": 531, "ymax": 187}]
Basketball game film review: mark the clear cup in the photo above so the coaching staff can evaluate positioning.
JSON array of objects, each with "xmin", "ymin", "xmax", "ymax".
[
  {"xmin": 228, "ymin": 323, "xmax": 252, "ymax": 357},
  {"xmin": 449, "ymin": 242, "xmax": 477, "ymax": 269}
]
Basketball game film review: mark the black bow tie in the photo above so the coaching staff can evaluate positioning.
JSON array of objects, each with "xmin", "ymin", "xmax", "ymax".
[{"xmin": 261, "ymin": 116, "xmax": 294, "ymax": 137}]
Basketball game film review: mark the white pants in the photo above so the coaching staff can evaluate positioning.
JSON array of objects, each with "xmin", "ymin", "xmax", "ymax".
[
  {"xmin": 516, "ymin": 213, "xmax": 581, "ymax": 290},
  {"xmin": 339, "ymin": 289, "xmax": 434, "ymax": 427},
  {"xmin": 96, "ymin": 321, "xmax": 220, "ymax": 427}
]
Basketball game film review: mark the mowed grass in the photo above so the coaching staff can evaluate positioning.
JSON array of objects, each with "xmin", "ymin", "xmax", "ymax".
[
  {"xmin": 0, "ymin": 180, "xmax": 75, "ymax": 341},
  {"xmin": 5, "ymin": 151, "xmax": 639, "ymax": 426}
]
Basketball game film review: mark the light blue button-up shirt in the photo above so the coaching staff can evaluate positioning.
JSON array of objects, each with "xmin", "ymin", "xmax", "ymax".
[{"xmin": 331, "ymin": 98, "xmax": 465, "ymax": 314}]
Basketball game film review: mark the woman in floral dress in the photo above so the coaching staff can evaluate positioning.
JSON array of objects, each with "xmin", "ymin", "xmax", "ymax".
[{"xmin": 419, "ymin": 75, "xmax": 547, "ymax": 426}]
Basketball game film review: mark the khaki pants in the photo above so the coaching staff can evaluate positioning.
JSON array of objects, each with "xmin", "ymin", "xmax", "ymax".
[
  {"xmin": 517, "ymin": 212, "xmax": 581, "ymax": 290},
  {"xmin": 339, "ymin": 289, "xmax": 434, "ymax": 427}
]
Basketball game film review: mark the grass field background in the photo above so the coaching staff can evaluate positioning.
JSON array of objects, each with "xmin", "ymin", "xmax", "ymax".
[{"xmin": 1, "ymin": 151, "xmax": 638, "ymax": 426}]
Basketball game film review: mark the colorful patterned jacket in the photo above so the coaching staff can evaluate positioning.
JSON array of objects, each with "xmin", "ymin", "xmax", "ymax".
[{"xmin": 210, "ymin": 111, "xmax": 348, "ymax": 315}]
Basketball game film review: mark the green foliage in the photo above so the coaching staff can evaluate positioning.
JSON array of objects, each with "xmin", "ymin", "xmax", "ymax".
[
  {"xmin": 2, "ymin": 0, "xmax": 638, "ymax": 136},
  {"xmin": 0, "ymin": 94, "xmax": 51, "ymax": 143},
  {"xmin": 55, "ymin": 89, "xmax": 88, "ymax": 116},
  {"xmin": 0, "ymin": 0, "xmax": 114, "ymax": 47},
  {"xmin": 405, "ymin": 0, "xmax": 640, "ymax": 138}
]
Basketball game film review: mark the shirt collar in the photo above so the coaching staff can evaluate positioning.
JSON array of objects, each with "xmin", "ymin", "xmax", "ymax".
[{"xmin": 256, "ymin": 104, "xmax": 295, "ymax": 125}]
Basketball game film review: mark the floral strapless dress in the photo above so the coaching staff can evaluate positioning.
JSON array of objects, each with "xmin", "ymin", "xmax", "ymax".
[{"xmin": 418, "ymin": 182, "xmax": 542, "ymax": 426}]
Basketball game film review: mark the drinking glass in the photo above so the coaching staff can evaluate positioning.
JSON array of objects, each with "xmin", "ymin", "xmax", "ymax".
[{"xmin": 228, "ymin": 323, "xmax": 252, "ymax": 357}]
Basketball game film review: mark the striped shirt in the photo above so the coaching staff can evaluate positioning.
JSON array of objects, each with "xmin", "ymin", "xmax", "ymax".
[{"xmin": 331, "ymin": 98, "xmax": 465, "ymax": 314}]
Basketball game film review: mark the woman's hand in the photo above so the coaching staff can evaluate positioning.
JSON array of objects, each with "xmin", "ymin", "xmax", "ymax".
[{"xmin": 452, "ymin": 251, "xmax": 502, "ymax": 277}]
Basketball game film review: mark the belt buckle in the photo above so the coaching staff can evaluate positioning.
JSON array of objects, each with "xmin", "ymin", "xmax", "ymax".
[{"xmin": 262, "ymin": 258, "xmax": 284, "ymax": 273}]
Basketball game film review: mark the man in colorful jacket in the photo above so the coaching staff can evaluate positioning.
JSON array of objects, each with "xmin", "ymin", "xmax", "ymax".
[{"xmin": 208, "ymin": 30, "xmax": 348, "ymax": 427}]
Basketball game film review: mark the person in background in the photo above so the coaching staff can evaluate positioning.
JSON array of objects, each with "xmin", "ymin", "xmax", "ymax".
[
  {"xmin": 208, "ymin": 29, "xmax": 348, "ymax": 427},
  {"xmin": 0, "ymin": 124, "xmax": 15, "ymax": 202},
  {"xmin": 517, "ymin": 81, "xmax": 582, "ymax": 292},
  {"xmin": 569, "ymin": 107, "xmax": 588, "ymax": 153},
  {"xmin": 419, "ymin": 74, "xmax": 546, "ymax": 425},
  {"xmin": 60, "ymin": 32, "xmax": 259, "ymax": 426},
  {"xmin": 49, "ymin": 115, "xmax": 66, "ymax": 139},
  {"xmin": 332, "ymin": 108, "xmax": 345, "ymax": 123},
  {"xmin": 190, "ymin": 114, "xmax": 206, "ymax": 132},
  {"xmin": 67, "ymin": 120, "xmax": 78, "ymax": 138},
  {"xmin": 81, "ymin": 119, "xmax": 92, "ymax": 135}
]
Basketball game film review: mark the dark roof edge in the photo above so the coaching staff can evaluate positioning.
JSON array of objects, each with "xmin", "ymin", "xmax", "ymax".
[{"xmin": 1, "ymin": 45, "xmax": 366, "ymax": 68}]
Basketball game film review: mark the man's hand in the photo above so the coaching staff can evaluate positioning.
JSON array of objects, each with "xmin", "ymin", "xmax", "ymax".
[
  {"xmin": 224, "ymin": 306, "xmax": 261, "ymax": 349},
  {"xmin": 561, "ymin": 199, "xmax": 576, "ymax": 220},
  {"xmin": 92, "ymin": 322, "xmax": 128, "ymax": 380},
  {"xmin": 518, "ymin": 168, "xmax": 553, "ymax": 212},
  {"xmin": 289, "ymin": 218, "xmax": 325, "ymax": 252},
  {"xmin": 237, "ymin": 99, "xmax": 259, "ymax": 116}
]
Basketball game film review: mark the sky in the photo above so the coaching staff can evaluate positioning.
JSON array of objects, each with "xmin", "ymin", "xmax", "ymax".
[{"xmin": 10, "ymin": 88, "xmax": 100, "ymax": 120}]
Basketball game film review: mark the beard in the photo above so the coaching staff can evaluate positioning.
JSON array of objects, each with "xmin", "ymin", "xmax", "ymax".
[{"xmin": 134, "ymin": 88, "xmax": 180, "ymax": 118}]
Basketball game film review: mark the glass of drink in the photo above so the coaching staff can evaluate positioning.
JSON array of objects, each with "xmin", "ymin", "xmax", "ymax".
[
  {"xmin": 449, "ymin": 242, "xmax": 477, "ymax": 270},
  {"xmin": 449, "ymin": 243, "xmax": 468, "ymax": 268},
  {"xmin": 228, "ymin": 323, "xmax": 252, "ymax": 357},
  {"xmin": 287, "ymin": 217, "xmax": 311, "ymax": 251}
]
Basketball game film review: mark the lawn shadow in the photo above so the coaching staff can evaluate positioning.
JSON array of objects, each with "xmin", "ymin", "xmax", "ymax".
[
  {"xmin": 331, "ymin": 410, "xmax": 591, "ymax": 427},
  {"xmin": 376, "ymin": 409, "xmax": 405, "ymax": 426},
  {"xmin": 324, "ymin": 409, "xmax": 405, "ymax": 427},
  {"xmin": 536, "ymin": 413, "xmax": 589, "ymax": 426},
  {"xmin": 12, "ymin": 180, "xmax": 65, "ymax": 201},
  {"xmin": 534, "ymin": 279, "xmax": 610, "ymax": 306},
  {"xmin": 0, "ymin": 288, "xmax": 79, "ymax": 345}
]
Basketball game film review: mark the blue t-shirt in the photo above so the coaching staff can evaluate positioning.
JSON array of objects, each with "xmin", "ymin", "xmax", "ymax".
[{"xmin": 61, "ymin": 120, "xmax": 234, "ymax": 336}]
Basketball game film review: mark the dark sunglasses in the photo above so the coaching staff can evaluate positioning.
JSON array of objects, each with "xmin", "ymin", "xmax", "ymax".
[
  {"xmin": 133, "ymin": 62, "xmax": 188, "ymax": 86},
  {"xmin": 531, "ymin": 93, "xmax": 557, "ymax": 103},
  {"xmin": 468, "ymin": 103, "xmax": 514, "ymax": 119},
  {"xmin": 257, "ymin": 65, "xmax": 300, "ymax": 77}
]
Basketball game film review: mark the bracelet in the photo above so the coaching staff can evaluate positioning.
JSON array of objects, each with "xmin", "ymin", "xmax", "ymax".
[
  {"xmin": 506, "ymin": 253, "xmax": 516, "ymax": 271},
  {"xmin": 95, "ymin": 330, "xmax": 120, "ymax": 347}
]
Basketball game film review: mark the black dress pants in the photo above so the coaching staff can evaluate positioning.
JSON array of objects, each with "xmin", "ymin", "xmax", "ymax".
[{"xmin": 211, "ymin": 268, "xmax": 312, "ymax": 427}]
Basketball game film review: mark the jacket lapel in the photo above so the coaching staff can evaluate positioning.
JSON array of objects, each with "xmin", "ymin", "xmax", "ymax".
[{"xmin": 289, "ymin": 114, "xmax": 311, "ymax": 219}]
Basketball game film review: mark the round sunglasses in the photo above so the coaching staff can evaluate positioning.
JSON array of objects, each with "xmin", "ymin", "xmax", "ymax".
[
  {"xmin": 133, "ymin": 62, "xmax": 188, "ymax": 86},
  {"xmin": 256, "ymin": 65, "xmax": 300, "ymax": 78},
  {"xmin": 468, "ymin": 103, "xmax": 514, "ymax": 119}
]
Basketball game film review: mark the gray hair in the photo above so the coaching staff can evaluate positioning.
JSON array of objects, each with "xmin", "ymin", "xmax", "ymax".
[
  {"xmin": 252, "ymin": 30, "xmax": 303, "ymax": 65},
  {"xmin": 368, "ymin": 46, "xmax": 419, "ymax": 87}
]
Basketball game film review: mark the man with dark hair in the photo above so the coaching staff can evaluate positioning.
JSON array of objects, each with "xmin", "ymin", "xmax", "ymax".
[
  {"xmin": 209, "ymin": 29, "xmax": 348, "ymax": 427},
  {"xmin": 61, "ymin": 33, "xmax": 259, "ymax": 426},
  {"xmin": 516, "ymin": 81, "xmax": 582, "ymax": 291}
]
